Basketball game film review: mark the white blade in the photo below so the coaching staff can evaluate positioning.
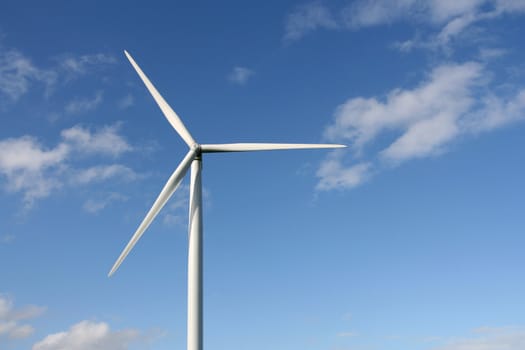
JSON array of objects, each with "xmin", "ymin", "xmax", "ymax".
[
  {"xmin": 124, "ymin": 50, "xmax": 196, "ymax": 147},
  {"xmin": 108, "ymin": 148, "xmax": 197, "ymax": 277},
  {"xmin": 201, "ymin": 143, "xmax": 346, "ymax": 153}
]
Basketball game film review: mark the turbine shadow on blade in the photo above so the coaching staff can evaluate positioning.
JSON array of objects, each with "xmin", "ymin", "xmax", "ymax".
[{"xmin": 109, "ymin": 50, "xmax": 346, "ymax": 350}]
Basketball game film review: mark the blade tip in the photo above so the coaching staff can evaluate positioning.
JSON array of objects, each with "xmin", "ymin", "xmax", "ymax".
[
  {"xmin": 108, "ymin": 268, "xmax": 116, "ymax": 277},
  {"xmin": 108, "ymin": 262, "xmax": 121, "ymax": 277},
  {"xmin": 124, "ymin": 50, "xmax": 133, "ymax": 63}
]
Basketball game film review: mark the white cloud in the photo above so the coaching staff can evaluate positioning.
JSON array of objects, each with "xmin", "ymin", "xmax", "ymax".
[
  {"xmin": 228, "ymin": 67, "xmax": 255, "ymax": 85},
  {"xmin": 342, "ymin": 0, "xmax": 511, "ymax": 28},
  {"xmin": 342, "ymin": 0, "xmax": 418, "ymax": 28},
  {"xmin": 0, "ymin": 136, "xmax": 69, "ymax": 206},
  {"xmin": 65, "ymin": 91, "xmax": 103, "ymax": 115},
  {"xmin": 316, "ymin": 153, "xmax": 371, "ymax": 191},
  {"xmin": 380, "ymin": 113, "xmax": 459, "ymax": 161},
  {"xmin": 9, "ymin": 324, "xmax": 34, "ymax": 339},
  {"xmin": 432, "ymin": 326, "xmax": 525, "ymax": 350},
  {"xmin": 387, "ymin": 1, "xmax": 524, "ymax": 50},
  {"xmin": 291, "ymin": 2, "xmax": 525, "ymax": 191},
  {"xmin": 428, "ymin": 0, "xmax": 487, "ymax": 23},
  {"xmin": 61, "ymin": 124, "xmax": 132, "ymax": 157},
  {"xmin": 496, "ymin": 0, "xmax": 525, "ymax": 12},
  {"xmin": 0, "ymin": 322, "xmax": 16, "ymax": 335},
  {"xmin": 0, "ymin": 136, "xmax": 69, "ymax": 172},
  {"xmin": 0, "ymin": 298, "xmax": 10, "ymax": 319},
  {"xmin": 2, "ymin": 298, "xmax": 159, "ymax": 349},
  {"xmin": 0, "ymin": 47, "xmax": 115, "ymax": 104},
  {"xmin": 287, "ymin": 0, "xmax": 525, "ymax": 50},
  {"xmin": 318, "ymin": 62, "xmax": 525, "ymax": 190},
  {"xmin": 0, "ymin": 294, "xmax": 45, "ymax": 341},
  {"xmin": 59, "ymin": 53, "xmax": 116, "ymax": 76},
  {"xmin": 0, "ymin": 124, "xmax": 134, "ymax": 207},
  {"xmin": 284, "ymin": 2, "xmax": 338, "ymax": 42},
  {"xmin": 0, "ymin": 49, "xmax": 56, "ymax": 102},
  {"xmin": 434, "ymin": 12, "xmax": 479, "ymax": 46},
  {"xmin": 32, "ymin": 320, "xmax": 140, "ymax": 350},
  {"xmin": 467, "ymin": 90, "xmax": 525, "ymax": 132},
  {"xmin": 325, "ymin": 62, "xmax": 482, "ymax": 154}
]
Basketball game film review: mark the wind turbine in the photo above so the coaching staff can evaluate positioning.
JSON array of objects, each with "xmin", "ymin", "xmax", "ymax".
[{"xmin": 108, "ymin": 51, "xmax": 346, "ymax": 350}]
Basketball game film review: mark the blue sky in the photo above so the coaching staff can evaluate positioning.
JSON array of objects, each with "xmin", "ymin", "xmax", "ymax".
[{"xmin": 1, "ymin": 1, "xmax": 525, "ymax": 349}]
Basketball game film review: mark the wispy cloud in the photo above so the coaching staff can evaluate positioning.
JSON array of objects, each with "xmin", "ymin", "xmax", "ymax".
[
  {"xmin": 345, "ymin": 0, "xmax": 525, "ymax": 27},
  {"xmin": 341, "ymin": 312, "xmax": 352, "ymax": 321},
  {"xmin": 478, "ymin": 47, "xmax": 508, "ymax": 61},
  {"xmin": 117, "ymin": 94, "xmax": 134, "ymax": 109},
  {"xmin": 0, "ymin": 234, "xmax": 15, "ymax": 244},
  {"xmin": 0, "ymin": 124, "xmax": 134, "ymax": 208},
  {"xmin": 284, "ymin": 2, "xmax": 338, "ymax": 42},
  {"xmin": 0, "ymin": 45, "xmax": 116, "ymax": 106},
  {"xmin": 162, "ymin": 184, "xmax": 211, "ymax": 227},
  {"xmin": 61, "ymin": 124, "xmax": 133, "ymax": 157},
  {"xmin": 0, "ymin": 294, "xmax": 45, "ymax": 341},
  {"xmin": 64, "ymin": 91, "xmax": 103, "ymax": 115},
  {"xmin": 375, "ymin": 0, "xmax": 525, "ymax": 50},
  {"xmin": 9, "ymin": 304, "xmax": 46, "ymax": 321},
  {"xmin": 342, "ymin": 0, "xmax": 416, "ymax": 29},
  {"xmin": 32, "ymin": 320, "xmax": 140, "ymax": 350},
  {"xmin": 325, "ymin": 62, "xmax": 482, "ymax": 157},
  {"xmin": 340, "ymin": 0, "xmax": 505, "ymax": 28},
  {"xmin": 58, "ymin": 53, "xmax": 116, "ymax": 76},
  {"xmin": 317, "ymin": 62, "xmax": 525, "ymax": 190},
  {"xmin": 73, "ymin": 165, "xmax": 137, "ymax": 185},
  {"xmin": 337, "ymin": 331, "xmax": 358, "ymax": 337},
  {"xmin": 286, "ymin": 1, "xmax": 525, "ymax": 50},
  {"xmin": 0, "ymin": 136, "xmax": 69, "ymax": 205},
  {"xmin": 0, "ymin": 49, "xmax": 56, "ymax": 102},
  {"xmin": 162, "ymin": 184, "xmax": 189, "ymax": 227},
  {"xmin": 432, "ymin": 326, "xmax": 525, "ymax": 350},
  {"xmin": 2, "ymin": 295, "xmax": 161, "ymax": 349},
  {"xmin": 316, "ymin": 153, "xmax": 371, "ymax": 191},
  {"xmin": 228, "ymin": 67, "xmax": 255, "ymax": 85},
  {"xmin": 284, "ymin": 2, "xmax": 525, "ymax": 191},
  {"xmin": 83, "ymin": 192, "xmax": 128, "ymax": 214}
]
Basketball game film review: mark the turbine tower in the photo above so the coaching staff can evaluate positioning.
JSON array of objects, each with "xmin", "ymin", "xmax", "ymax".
[{"xmin": 109, "ymin": 51, "xmax": 346, "ymax": 350}]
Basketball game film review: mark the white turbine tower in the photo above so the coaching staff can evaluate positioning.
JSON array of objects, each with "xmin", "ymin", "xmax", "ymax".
[{"xmin": 109, "ymin": 51, "xmax": 346, "ymax": 350}]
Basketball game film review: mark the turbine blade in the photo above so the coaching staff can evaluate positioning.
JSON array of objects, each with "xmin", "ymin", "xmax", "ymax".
[
  {"xmin": 201, "ymin": 143, "xmax": 346, "ymax": 153},
  {"xmin": 108, "ymin": 148, "xmax": 197, "ymax": 277},
  {"xmin": 124, "ymin": 50, "xmax": 196, "ymax": 147}
]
